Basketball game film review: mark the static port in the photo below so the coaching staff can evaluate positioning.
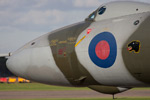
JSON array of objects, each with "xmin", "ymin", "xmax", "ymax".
[{"xmin": 31, "ymin": 42, "xmax": 35, "ymax": 45}]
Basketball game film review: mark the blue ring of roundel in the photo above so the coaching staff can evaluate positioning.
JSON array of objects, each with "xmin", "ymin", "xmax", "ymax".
[{"xmin": 88, "ymin": 32, "xmax": 117, "ymax": 68}]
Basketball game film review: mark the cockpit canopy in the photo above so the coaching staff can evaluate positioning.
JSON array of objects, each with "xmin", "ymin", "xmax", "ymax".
[{"xmin": 86, "ymin": 1, "xmax": 150, "ymax": 22}]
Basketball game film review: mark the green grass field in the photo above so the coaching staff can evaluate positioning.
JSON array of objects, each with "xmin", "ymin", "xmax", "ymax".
[
  {"xmin": 0, "ymin": 83, "xmax": 150, "ymax": 100},
  {"xmin": 0, "ymin": 83, "xmax": 89, "ymax": 91},
  {"xmin": 1, "ymin": 98, "xmax": 150, "ymax": 100},
  {"xmin": 0, "ymin": 83, "xmax": 149, "ymax": 91}
]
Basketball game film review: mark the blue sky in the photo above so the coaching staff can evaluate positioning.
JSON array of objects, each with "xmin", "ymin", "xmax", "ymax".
[{"xmin": 0, "ymin": 0, "xmax": 150, "ymax": 53}]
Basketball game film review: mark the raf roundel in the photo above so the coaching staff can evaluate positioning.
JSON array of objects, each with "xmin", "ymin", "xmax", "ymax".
[{"xmin": 88, "ymin": 32, "xmax": 117, "ymax": 68}]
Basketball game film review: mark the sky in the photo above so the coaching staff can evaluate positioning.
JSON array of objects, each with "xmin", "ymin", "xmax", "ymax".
[{"xmin": 0, "ymin": 0, "xmax": 150, "ymax": 53}]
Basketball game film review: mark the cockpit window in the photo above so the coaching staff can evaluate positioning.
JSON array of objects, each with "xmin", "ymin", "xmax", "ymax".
[
  {"xmin": 89, "ymin": 12, "xmax": 96, "ymax": 19},
  {"xmin": 98, "ymin": 6, "xmax": 106, "ymax": 15},
  {"xmin": 85, "ymin": 11, "xmax": 96, "ymax": 21}
]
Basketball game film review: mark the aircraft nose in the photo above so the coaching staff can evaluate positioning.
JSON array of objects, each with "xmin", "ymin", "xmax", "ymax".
[{"xmin": 6, "ymin": 50, "xmax": 30, "ymax": 78}]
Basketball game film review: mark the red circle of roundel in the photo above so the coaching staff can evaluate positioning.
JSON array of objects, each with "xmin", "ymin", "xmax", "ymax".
[{"xmin": 95, "ymin": 40, "xmax": 110, "ymax": 60}]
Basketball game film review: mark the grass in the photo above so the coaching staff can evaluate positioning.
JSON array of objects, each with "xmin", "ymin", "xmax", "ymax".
[
  {"xmin": 1, "ymin": 98, "xmax": 150, "ymax": 100},
  {"xmin": 0, "ymin": 83, "xmax": 149, "ymax": 91},
  {"xmin": 0, "ymin": 83, "xmax": 150, "ymax": 100},
  {"xmin": 0, "ymin": 83, "xmax": 89, "ymax": 91},
  {"xmin": 132, "ymin": 88, "xmax": 150, "ymax": 90}
]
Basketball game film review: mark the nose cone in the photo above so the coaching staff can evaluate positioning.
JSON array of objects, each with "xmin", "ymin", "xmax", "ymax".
[
  {"xmin": 6, "ymin": 50, "xmax": 30, "ymax": 78},
  {"xmin": 6, "ymin": 47, "xmax": 71, "ymax": 86}
]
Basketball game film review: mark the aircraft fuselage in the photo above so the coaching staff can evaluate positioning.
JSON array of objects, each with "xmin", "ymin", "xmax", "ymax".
[{"xmin": 5, "ymin": 1, "xmax": 150, "ymax": 95}]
